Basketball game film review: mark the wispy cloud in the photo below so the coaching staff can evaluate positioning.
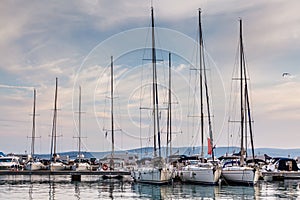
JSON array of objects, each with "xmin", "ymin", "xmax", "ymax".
[{"xmin": 0, "ymin": 84, "xmax": 34, "ymax": 91}]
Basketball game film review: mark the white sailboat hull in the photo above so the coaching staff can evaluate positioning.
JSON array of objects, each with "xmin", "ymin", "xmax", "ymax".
[
  {"xmin": 74, "ymin": 163, "xmax": 91, "ymax": 171},
  {"xmin": 132, "ymin": 168, "xmax": 173, "ymax": 184},
  {"xmin": 0, "ymin": 156, "xmax": 21, "ymax": 170},
  {"xmin": 50, "ymin": 162, "xmax": 65, "ymax": 171},
  {"xmin": 222, "ymin": 166, "xmax": 259, "ymax": 185},
  {"xmin": 179, "ymin": 165, "xmax": 221, "ymax": 185},
  {"xmin": 25, "ymin": 161, "xmax": 45, "ymax": 171}
]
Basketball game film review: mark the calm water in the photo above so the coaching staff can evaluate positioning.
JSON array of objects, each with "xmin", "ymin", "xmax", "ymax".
[{"xmin": 0, "ymin": 175, "xmax": 299, "ymax": 199}]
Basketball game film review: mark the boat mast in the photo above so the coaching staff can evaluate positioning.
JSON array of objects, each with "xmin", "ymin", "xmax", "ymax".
[
  {"xmin": 198, "ymin": 9, "xmax": 214, "ymax": 160},
  {"xmin": 201, "ymin": 15, "xmax": 214, "ymax": 160},
  {"xmin": 110, "ymin": 56, "xmax": 115, "ymax": 168},
  {"xmin": 169, "ymin": 52, "xmax": 172, "ymax": 157},
  {"xmin": 240, "ymin": 21, "xmax": 255, "ymax": 162},
  {"xmin": 31, "ymin": 89, "xmax": 36, "ymax": 157},
  {"xmin": 239, "ymin": 20, "xmax": 245, "ymax": 166},
  {"xmin": 151, "ymin": 7, "xmax": 161, "ymax": 158},
  {"xmin": 245, "ymin": 85, "xmax": 255, "ymax": 162},
  {"xmin": 78, "ymin": 86, "xmax": 82, "ymax": 161},
  {"xmin": 50, "ymin": 77, "xmax": 58, "ymax": 161},
  {"xmin": 166, "ymin": 52, "xmax": 172, "ymax": 158},
  {"xmin": 198, "ymin": 9, "xmax": 204, "ymax": 162}
]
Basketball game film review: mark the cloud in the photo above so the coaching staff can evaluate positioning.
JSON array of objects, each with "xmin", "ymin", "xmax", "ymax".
[
  {"xmin": 254, "ymin": 80, "xmax": 300, "ymax": 119},
  {"xmin": 0, "ymin": 0, "xmax": 300, "ymax": 153},
  {"xmin": 0, "ymin": 84, "xmax": 33, "ymax": 91}
]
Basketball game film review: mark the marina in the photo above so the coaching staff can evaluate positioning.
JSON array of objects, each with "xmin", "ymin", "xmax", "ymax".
[
  {"xmin": 1, "ymin": 0, "xmax": 300, "ymax": 199},
  {"xmin": 0, "ymin": 4, "xmax": 299, "ymax": 185}
]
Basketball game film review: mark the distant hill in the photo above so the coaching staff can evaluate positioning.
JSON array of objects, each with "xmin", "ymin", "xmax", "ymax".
[
  {"xmin": 35, "ymin": 151, "xmax": 94, "ymax": 159},
  {"xmin": 254, "ymin": 148, "xmax": 300, "ymax": 158},
  {"xmin": 3, "ymin": 147, "xmax": 299, "ymax": 160},
  {"xmin": 79, "ymin": 147, "xmax": 300, "ymax": 159}
]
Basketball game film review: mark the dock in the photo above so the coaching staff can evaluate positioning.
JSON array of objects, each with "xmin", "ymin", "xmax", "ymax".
[{"xmin": 0, "ymin": 170, "xmax": 131, "ymax": 181}]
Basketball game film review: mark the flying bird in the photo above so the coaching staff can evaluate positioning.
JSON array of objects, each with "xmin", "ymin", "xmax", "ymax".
[{"xmin": 282, "ymin": 72, "xmax": 291, "ymax": 77}]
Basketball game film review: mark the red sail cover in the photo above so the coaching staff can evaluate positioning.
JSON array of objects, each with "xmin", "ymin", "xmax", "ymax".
[{"xmin": 207, "ymin": 137, "xmax": 212, "ymax": 155}]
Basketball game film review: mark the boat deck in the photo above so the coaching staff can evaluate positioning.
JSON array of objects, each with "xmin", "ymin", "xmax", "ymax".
[{"xmin": 262, "ymin": 171, "xmax": 300, "ymax": 181}]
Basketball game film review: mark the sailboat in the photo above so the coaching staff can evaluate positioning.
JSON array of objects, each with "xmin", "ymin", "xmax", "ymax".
[
  {"xmin": 73, "ymin": 86, "xmax": 91, "ymax": 171},
  {"xmin": 25, "ymin": 89, "xmax": 45, "ymax": 171},
  {"xmin": 98, "ymin": 56, "xmax": 130, "ymax": 179},
  {"xmin": 49, "ymin": 77, "xmax": 66, "ymax": 171},
  {"xmin": 131, "ymin": 7, "xmax": 173, "ymax": 184},
  {"xmin": 178, "ymin": 9, "xmax": 221, "ymax": 185},
  {"xmin": 221, "ymin": 19, "xmax": 259, "ymax": 185}
]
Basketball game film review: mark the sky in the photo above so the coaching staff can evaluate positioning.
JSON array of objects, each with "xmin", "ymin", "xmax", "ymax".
[{"xmin": 0, "ymin": 0, "xmax": 299, "ymax": 155}]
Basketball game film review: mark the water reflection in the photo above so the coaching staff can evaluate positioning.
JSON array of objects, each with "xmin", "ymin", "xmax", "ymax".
[
  {"xmin": 49, "ymin": 180, "xmax": 55, "ymax": 200},
  {"xmin": 74, "ymin": 182, "xmax": 80, "ymax": 200},
  {"xmin": 28, "ymin": 183, "xmax": 33, "ymax": 200},
  {"xmin": 0, "ymin": 176, "xmax": 299, "ymax": 199},
  {"xmin": 131, "ymin": 182, "xmax": 221, "ymax": 199},
  {"xmin": 97, "ymin": 179, "xmax": 127, "ymax": 199},
  {"xmin": 259, "ymin": 180, "xmax": 300, "ymax": 199},
  {"xmin": 132, "ymin": 183, "xmax": 165, "ymax": 199},
  {"xmin": 217, "ymin": 185, "xmax": 255, "ymax": 199},
  {"xmin": 173, "ymin": 183, "xmax": 220, "ymax": 199}
]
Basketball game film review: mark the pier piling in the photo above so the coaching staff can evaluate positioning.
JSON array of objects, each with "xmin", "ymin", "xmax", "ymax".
[{"xmin": 71, "ymin": 174, "xmax": 81, "ymax": 181}]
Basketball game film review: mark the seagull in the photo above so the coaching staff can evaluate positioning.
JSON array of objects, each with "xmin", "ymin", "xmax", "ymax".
[{"xmin": 282, "ymin": 72, "xmax": 291, "ymax": 77}]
